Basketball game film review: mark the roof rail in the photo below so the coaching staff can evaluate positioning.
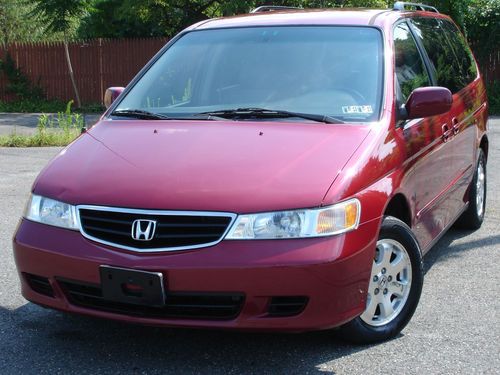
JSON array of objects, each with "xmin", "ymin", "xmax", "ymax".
[
  {"xmin": 393, "ymin": 2, "xmax": 439, "ymax": 13},
  {"xmin": 251, "ymin": 6, "xmax": 302, "ymax": 13}
]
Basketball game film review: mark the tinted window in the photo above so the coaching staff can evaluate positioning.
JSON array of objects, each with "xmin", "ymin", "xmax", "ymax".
[
  {"xmin": 440, "ymin": 20, "xmax": 478, "ymax": 84},
  {"xmin": 117, "ymin": 27, "xmax": 384, "ymax": 122},
  {"xmin": 410, "ymin": 17, "xmax": 466, "ymax": 93},
  {"xmin": 394, "ymin": 22, "xmax": 431, "ymax": 101}
]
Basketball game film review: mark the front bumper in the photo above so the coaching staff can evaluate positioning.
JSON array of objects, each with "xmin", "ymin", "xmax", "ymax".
[{"xmin": 13, "ymin": 218, "xmax": 379, "ymax": 332}]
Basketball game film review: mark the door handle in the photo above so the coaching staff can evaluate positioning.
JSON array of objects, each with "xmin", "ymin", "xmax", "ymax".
[
  {"xmin": 451, "ymin": 117, "xmax": 460, "ymax": 135},
  {"xmin": 442, "ymin": 124, "xmax": 453, "ymax": 142}
]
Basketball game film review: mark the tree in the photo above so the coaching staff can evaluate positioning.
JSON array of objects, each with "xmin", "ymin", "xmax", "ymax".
[
  {"xmin": 463, "ymin": 0, "xmax": 500, "ymax": 61},
  {"xmin": 78, "ymin": 0, "xmax": 390, "ymax": 39},
  {"xmin": 31, "ymin": 0, "xmax": 92, "ymax": 107},
  {"xmin": 0, "ymin": 1, "xmax": 46, "ymax": 51},
  {"xmin": 0, "ymin": 0, "xmax": 23, "ymax": 50},
  {"xmin": 75, "ymin": 0, "xmax": 498, "ymax": 73},
  {"xmin": 79, "ymin": 0, "xmax": 229, "ymax": 38}
]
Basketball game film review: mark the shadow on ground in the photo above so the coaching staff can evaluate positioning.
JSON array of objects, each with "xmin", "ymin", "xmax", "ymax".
[
  {"xmin": 0, "ymin": 303, "xmax": 375, "ymax": 374},
  {"xmin": 423, "ymin": 227, "xmax": 500, "ymax": 274}
]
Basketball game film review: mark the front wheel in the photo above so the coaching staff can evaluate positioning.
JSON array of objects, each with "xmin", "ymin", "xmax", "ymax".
[{"xmin": 339, "ymin": 217, "xmax": 423, "ymax": 344}]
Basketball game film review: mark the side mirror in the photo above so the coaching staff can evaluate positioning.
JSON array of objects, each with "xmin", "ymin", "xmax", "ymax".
[
  {"xmin": 104, "ymin": 87, "xmax": 125, "ymax": 109},
  {"xmin": 405, "ymin": 86, "xmax": 452, "ymax": 119}
]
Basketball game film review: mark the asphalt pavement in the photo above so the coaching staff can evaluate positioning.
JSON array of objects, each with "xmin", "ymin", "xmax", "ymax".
[
  {"xmin": 0, "ymin": 113, "xmax": 101, "ymax": 135},
  {"xmin": 0, "ymin": 118, "xmax": 498, "ymax": 374}
]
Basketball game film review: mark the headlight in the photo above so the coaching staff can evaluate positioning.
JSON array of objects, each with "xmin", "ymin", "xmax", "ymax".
[
  {"xmin": 24, "ymin": 194, "xmax": 79, "ymax": 230},
  {"xmin": 225, "ymin": 199, "xmax": 360, "ymax": 239}
]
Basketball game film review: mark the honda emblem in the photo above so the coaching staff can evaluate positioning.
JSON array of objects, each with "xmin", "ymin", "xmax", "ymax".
[{"xmin": 131, "ymin": 219, "xmax": 157, "ymax": 241}]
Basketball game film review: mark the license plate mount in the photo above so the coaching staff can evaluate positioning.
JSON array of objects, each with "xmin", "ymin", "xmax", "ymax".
[{"xmin": 99, "ymin": 266, "xmax": 165, "ymax": 307}]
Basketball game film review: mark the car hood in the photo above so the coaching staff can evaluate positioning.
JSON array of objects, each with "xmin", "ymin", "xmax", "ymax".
[{"xmin": 34, "ymin": 120, "xmax": 370, "ymax": 213}]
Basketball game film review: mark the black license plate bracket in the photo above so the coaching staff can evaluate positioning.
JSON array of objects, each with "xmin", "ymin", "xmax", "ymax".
[{"xmin": 99, "ymin": 266, "xmax": 165, "ymax": 307}]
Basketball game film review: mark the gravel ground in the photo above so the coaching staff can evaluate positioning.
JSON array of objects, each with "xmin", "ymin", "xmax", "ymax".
[{"xmin": 0, "ymin": 118, "xmax": 498, "ymax": 374}]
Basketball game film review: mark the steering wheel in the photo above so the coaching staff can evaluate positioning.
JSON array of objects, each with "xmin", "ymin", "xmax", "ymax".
[{"xmin": 335, "ymin": 87, "xmax": 367, "ymax": 104}]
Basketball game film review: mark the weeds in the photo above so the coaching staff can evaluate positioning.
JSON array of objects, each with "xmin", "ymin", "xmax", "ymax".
[{"xmin": 0, "ymin": 101, "xmax": 84, "ymax": 147}]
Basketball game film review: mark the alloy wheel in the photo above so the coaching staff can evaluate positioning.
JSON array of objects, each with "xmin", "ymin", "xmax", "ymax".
[
  {"xmin": 360, "ymin": 239, "xmax": 412, "ymax": 327},
  {"xmin": 476, "ymin": 161, "xmax": 486, "ymax": 218}
]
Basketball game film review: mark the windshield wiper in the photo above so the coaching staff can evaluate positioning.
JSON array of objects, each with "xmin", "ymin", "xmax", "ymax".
[
  {"xmin": 199, "ymin": 108, "xmax": 344, "ymax": 124},
  {"xmin": 178, "ymin": 114, "xmax": 228, "ymax": 121},
  {"xmin": 111, "ymin": 110, "xmax": 228, "ymax": 121},
  {"xmin": 111, "ymin": 109, "xmax": 171, "ymax": 120}
]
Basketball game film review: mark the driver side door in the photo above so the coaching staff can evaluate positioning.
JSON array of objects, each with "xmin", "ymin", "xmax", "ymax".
[{"xmin": 393, "ymin": 21, "xmax": 455, "ymax": 252}]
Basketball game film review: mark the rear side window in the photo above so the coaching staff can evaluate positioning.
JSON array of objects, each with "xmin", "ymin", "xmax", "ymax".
[
  {"xmin": 439, "ymin": 20, "xmax": 478, "ymax": 84},
  {"xmin": 410, "ymin": 17, "xmax": 469, "ymax": 93},
  {"xmin": 393, "ymin": 22, "xmax": 431, "ymax": 101}
]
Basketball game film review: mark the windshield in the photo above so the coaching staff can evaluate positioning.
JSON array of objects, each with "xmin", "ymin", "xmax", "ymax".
[{"xmin": 115, "ymin": 26, "xmax": 383, "ymax": 122}]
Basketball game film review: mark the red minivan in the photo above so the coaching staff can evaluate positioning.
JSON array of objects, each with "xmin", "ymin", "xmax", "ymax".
[{"xmin": 13, "ymin": 3, "xmax": 489, "ymax": 343}]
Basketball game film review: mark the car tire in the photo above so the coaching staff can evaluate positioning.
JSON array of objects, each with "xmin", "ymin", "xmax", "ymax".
[
  {"xmin": 339, "ymin": 216, "xmax": 423, "ymax": 344},
  {"xmin": 455, "ymin": 149, "xmax": 487, "ymax": 230}
]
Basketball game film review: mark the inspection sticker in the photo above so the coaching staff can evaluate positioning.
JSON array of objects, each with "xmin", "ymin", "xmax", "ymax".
[{"xmin": 342, "ymin": 105, "xmax": 373, "ymax": 114}]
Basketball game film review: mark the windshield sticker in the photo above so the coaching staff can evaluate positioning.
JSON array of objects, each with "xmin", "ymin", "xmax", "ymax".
[{"xmin": 342, "ymin": 105, "xmax": 373, "ymax": 115}]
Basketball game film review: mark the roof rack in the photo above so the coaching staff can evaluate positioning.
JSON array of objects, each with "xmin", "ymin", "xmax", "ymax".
[
  {"xmin": 393, "ymin": 2, "xmax": 439, "ymax": 13},
  {"xmin": 251, "ymin": 6, "xmax": 302, "ymax": 13}
]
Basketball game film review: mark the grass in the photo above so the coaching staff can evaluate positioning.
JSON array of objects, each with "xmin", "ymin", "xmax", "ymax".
[
  {"xmin": 0, "ymin": 130, "xmax": 81, "ymax": 147},
  {"xmin": 0, "ymin": 99, "xmax": 104, "ymax": 114},
  {"xmin": 0, "ymin": 101, "xmax": 84, "ymax": 147}
]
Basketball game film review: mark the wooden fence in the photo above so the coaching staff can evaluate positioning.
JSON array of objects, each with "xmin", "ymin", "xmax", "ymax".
[
  {"xmin": 480, "ymin": 49, "xmax": 499, "ymax": 84},
  {"xmin": 0, "ymin": 38, "xmax": 169, "ymax": 105},
  {"xmin": 0, "ymin": 37, "xmax": 498, "ymax": 105}
]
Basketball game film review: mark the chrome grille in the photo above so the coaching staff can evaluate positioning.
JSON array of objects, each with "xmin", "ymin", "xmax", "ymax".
[{"xmin": 77, "ymin": 206, "xmax": 236, "ymax": 252}]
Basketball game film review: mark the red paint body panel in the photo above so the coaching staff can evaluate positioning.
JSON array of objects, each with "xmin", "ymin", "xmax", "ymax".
[
  {"xmin": 14, "ymin": 218, "xmax": 377, "ymax": 331},
  {"xmin": 13, "ymin": 8, "xmax": 489, "ymax": 330},
  {"xmin": 34, "ymin": 120, "xmax": 370, "ymax": 213}
]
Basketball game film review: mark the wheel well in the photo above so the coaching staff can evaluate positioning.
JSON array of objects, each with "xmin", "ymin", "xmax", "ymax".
[
  {"xmin": 384, "ymin": 194, "xmax": 411, "ymax": 228},
  {"xmin": 480, "ymin": 136, "xmax": 489, "ymax": 161}
]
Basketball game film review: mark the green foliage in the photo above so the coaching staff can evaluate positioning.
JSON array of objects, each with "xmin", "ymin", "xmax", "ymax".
[
  {"xmin": 423, "ymin": 1, "xmax": 467, "ymax": 30},
  {"xmin": 78, "ymin": 0, "xmax": 390, "ymax": 39},
  {"xmin": 0, "ymin": 99, "xmax": 104, "ymax": 113},
  {"xmin": 423, "ymin": 1, "xmax": 499, "ymax": 57},
  {"xmin": 0, "ymin": 128, "xmax": 81, "ymax": 147},
  {"xmin": 0, "ymin": 0, "xmax": 46, "ymax": 48},
  {"xmin": 76, "ymin": 0, "xmax": 497, "ymax": 59},
  {"xmin": 463, "ymin": 0, "xmax": 500, "ymax": 60},
  {"xmin": 2, "ymin": 0, "xmax": 496, "ymax": 114},
  {"xmin": 0, "ymin": 53, "xmax": 44, "ymax": 100},
  {"xmin": 78, "ymin": 0, "xmax": 166, "ymax": 38},
  {"xmin": 0, "ymin": 100, "xmax": 83, "ymax": 147},
  {"xmin": 31, "ymin": 0, "xmax": 92, "ymax": 36},
  {"xmin": 0, "ymin": 99, "xmax": 65, "ymax": 113},
  {"xmin": 0, "ymin": 0, "xmax": 85, "ymax": 45},
  {"xmin": 34, "ymin": 100, "xmax": 84, "ymax": 131},
  {"xmin": 79, "ymin": 0, "xmax": 215, "ymax": 38},
  {"xmin": 487, "ymin": 81, "xmax": 500, "ymax": 115}
]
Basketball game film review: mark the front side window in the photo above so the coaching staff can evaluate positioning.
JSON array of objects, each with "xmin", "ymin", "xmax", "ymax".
[
  {"xmin": 393, "ymin": 22, "xmax": 431, "ymax": 101},
  {"xmin": 410, "ymin": 17, "xmax": 469, "ymax": 93},
  {"xmin": 115, "ymin": 26, "xmax": 384, "ymax": 122}
]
